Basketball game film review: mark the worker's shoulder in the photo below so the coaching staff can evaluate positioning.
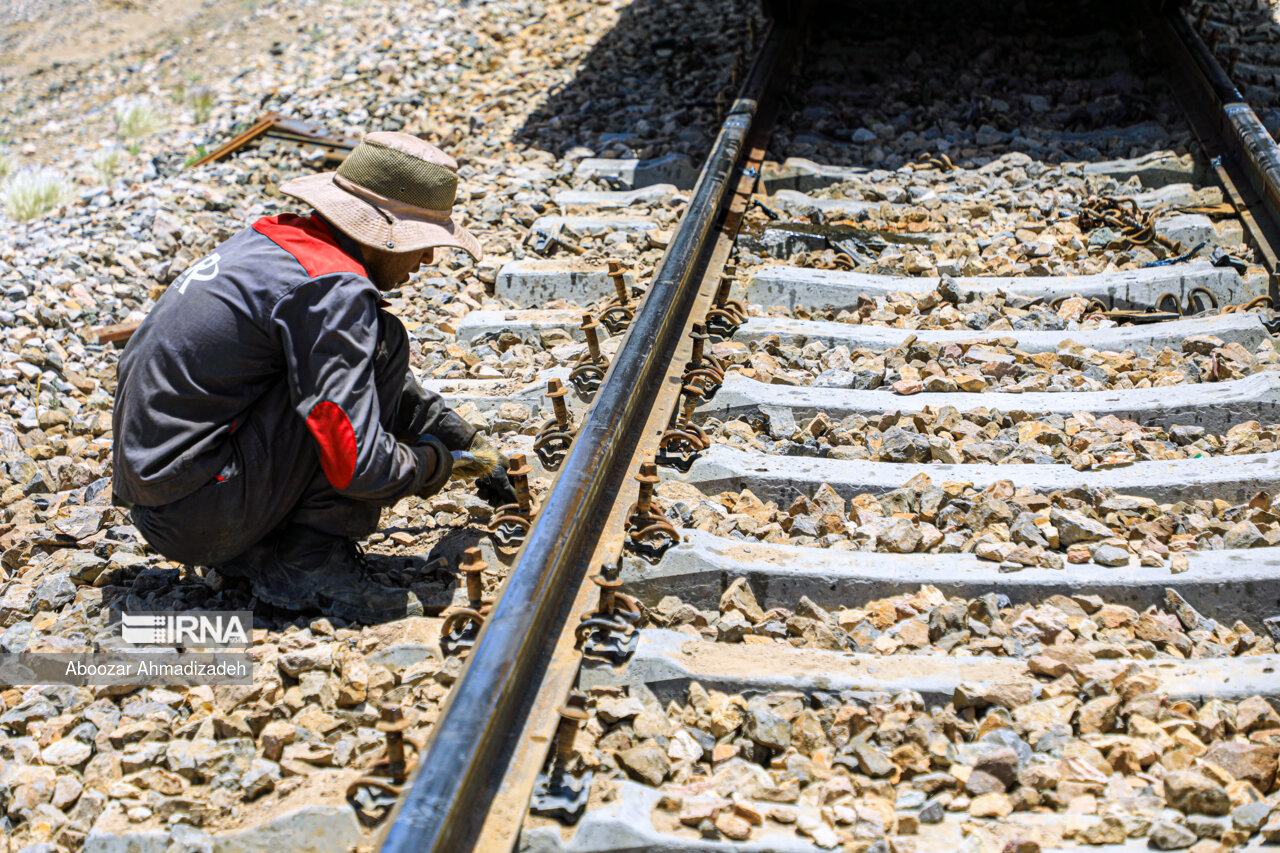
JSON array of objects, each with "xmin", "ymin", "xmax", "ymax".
[{"xmin": 250, "ymin": 213, "xmax": 368, "ymax": 280}]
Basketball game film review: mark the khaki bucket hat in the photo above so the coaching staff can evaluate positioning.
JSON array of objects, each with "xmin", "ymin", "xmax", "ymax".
[{"xmin": 279, "ymin": 131, "xmax": 481, "ymax": 259}]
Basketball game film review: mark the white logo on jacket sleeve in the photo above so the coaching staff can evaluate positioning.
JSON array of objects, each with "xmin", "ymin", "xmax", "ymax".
[{"xmin": 174, "ymin": 252, "xmax": 221, "ymax": 295}]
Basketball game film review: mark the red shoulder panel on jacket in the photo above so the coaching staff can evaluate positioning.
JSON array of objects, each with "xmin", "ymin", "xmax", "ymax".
[
  {"xmin": 252, "ymin": 214, "xmax": 368, "ymax": 279},
  {"xmin": 306, "ymin": 400, "xmax": 357, "ymax": 490}
]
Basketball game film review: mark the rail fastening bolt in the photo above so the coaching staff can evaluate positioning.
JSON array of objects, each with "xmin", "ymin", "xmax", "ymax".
[
  {"xmin": 635, "ymin": 461, "xmax": 659, "ymax": 515},
  {"xmin": 459, "ymin": 547, "xmax": 487, "ymax": 607},
  {"xmin": 607, "ymin": 259, "xmax": 630, "ymax": 307},
  {"xmin": 554, "ymin": 703, "xmax": 587, "ymax": 771},
  {"xmin": 508, "ymin": 453, "xmax": 534, "ymax": 514},
  {"xmin": 592, "ymin": 565, "xmax": 622, "ymax": 614},
  {"xmin": 547, "ymin": 378, "xmax": 570, "ymax": 430},
  {"xmin": 689, "ymin": 323, "xmax": 709, "ymax": 367},
  {"xmin": 581, "ymin": 313, "xmax": 603, "ymax": 362},
  {"xmin": 714, "ymin": 274, "xmax": 733, "ymax": 307},
  {"xmin": 679, "ymin": 383, "xmax": 704, "ymax": 425},
  {"xmin": 377, "ymin": 703, "xmax": 411, "ymax": 783}
]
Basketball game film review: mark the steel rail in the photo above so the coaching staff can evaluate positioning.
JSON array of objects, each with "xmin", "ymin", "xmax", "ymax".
[
  {"xmin": 1166, "ymin": 5, "xmax": 1280, "ymax": 251},
  {"xmin": 377, "ymin": 25, "xmax": 786, "ymax": 853}
]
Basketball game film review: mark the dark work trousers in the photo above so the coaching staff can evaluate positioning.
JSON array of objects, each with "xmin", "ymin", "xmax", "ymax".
[{"xmin": 131, "ymin": 311, "xmax": 432, "ymax": 566}]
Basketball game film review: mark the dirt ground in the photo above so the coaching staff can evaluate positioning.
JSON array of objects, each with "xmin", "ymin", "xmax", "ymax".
[{"xmin": 0, "ymin": 0, "xmax": 238, "ymax": 75}]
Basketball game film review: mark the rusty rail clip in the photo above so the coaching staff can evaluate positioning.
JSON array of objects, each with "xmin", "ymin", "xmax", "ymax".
[
  {"xmin": 569, "ymin": 313, "xmax": 609, "ymax": 397},
  {"xmin": 705, "ymin": 267, "xmax": 748, "ymax": 340},
  {"xmin": 624, "ymin": 462, "xmax": 681, "ymax": 561},
  {"xmin": 533, "ymin": 378, "xmax": 576, "ymax": 470},
  {"xmin": 657, "ymin": 384, "xmax": 711, "ymax": 472},
  {"xmin": 598, "ymin": 260, "xmax": 640, "ymax": 335},
  {"xmin": 1218, "ymin": 294, "xmax": 1280, "ymax": 333},
  {"xmin": 1077, "ymin": 195, "xmax": 1180, "ymax": 252},
  {"xmin": 1185, "ymin": 286, "xmax": 1220, "ymax": 315},
  {"xmin": 575, "ymin": 562, "xmax": 642, "ymax": 664},
  {"xmin": 1102, "ymin": 309, "xmax": 1182, "ymax": 325},
  {"xmin": 345, "ymin": 703, "xmax": 422, "ymax": 826},
  {"xmin": 914, "ymin": 151, "xmax": 954, "ymax": 172},
  {"xmin": 681, "ymin": 322, "xmax": 726, "ymax": 397},
  {"xmin": 1220, "ymin": 294, "xmax": 1273, "ymax": 314},
  {"xmin": 529, "ymin": 694, "xmax": 593, "ymax": 824},
  {"xmin": 189, "ymin": 112, "xmax": 360, "ymax": 169},
  {"xmin": 488, "ymin": 454, "xmax": 536, "ymax": 554},
  {"xmin": 529, "ymin": 221, "xmax": 586, "ymax": 256},
  {"xmin": 440, "ymin": 548, "xmax": 492, "ymax": 655}
]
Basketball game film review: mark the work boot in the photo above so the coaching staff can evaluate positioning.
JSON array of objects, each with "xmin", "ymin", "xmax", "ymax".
[
  {"xmin": 249, "ymin": 525, "xmax": 423, "ymax": 623},
  {"xmin": 209, "ymin": 535, "xmax": 277, "ymax": 580}
]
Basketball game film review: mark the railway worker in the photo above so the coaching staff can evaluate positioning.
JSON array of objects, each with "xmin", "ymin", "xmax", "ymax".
[{"xmin": 111, "ymin": 132, "xmax": 515, "ymax": 623}]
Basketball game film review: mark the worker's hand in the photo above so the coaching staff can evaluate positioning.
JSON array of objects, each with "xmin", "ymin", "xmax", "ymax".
[
  {"xmin": 475, "ymin": 468, "xmax": 518, "ymax": 508},
  {"xmin": 448, "ymin": 433, "xmax": 508, "ymax": 481},
  {"xmin": 412, "ymin": 434, "xmax": 453, "ymax": 499},
  {"xmin": 449, "ymin": 433, "xmax": 518, "ymax": 508}
]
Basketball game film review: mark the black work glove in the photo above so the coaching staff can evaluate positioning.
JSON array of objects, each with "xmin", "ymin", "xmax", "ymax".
[
  {"xmin": 475, "ymin": 467, "xmax": 518, "ymax": 508},
  {"xmin": 449, "ymin": 433, "xmax": 519, "ymax": 507}
]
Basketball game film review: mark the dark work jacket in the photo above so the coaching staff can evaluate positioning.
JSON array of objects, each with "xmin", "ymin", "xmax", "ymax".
[{"xmin": 112, "ymin": 213, "xmax": 450, "ymax": 507}]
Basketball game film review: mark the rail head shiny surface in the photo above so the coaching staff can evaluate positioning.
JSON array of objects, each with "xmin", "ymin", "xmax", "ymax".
[
  {"xmin": 376, "ymin": 25, "xmax": 786, "ymax": 853},
  {"xmin": 1167, "ymin": 5, "xmax": 1242, "ymax": 103},
  {"xmin": 1167, "ymin": 5, "xmax": 1280, "ymax": 245}
]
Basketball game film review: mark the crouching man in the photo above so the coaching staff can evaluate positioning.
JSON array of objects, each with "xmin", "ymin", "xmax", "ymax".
[{"xmin": 111, "ymin": 132, "xmax": 513, "ymax": 623}]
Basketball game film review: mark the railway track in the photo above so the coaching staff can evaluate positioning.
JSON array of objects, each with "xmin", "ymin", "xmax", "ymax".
[{"xmin": 368, "ymin": 1, "xmax": 1280, "ymax": 851}]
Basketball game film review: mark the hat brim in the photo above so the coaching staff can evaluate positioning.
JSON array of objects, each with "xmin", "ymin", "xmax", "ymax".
[{"xmin": 279, "ymin": 171, "xmax": 482, "ymax": 260}]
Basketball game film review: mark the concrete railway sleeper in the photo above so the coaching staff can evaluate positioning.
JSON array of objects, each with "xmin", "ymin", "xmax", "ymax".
[{"xmin": 368, "ymin": 2, "xmax": 1280, "ymax": 853}]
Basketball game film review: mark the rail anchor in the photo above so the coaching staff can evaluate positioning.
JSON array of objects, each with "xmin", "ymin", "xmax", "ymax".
[
  {"xmin": 440, "ymin": 547, "xmax": 493, "ymax": 655},
  {"xmin": 624, "ymin": 461, "xmax": 680, "ymax": 561},
  {"xmin": 489, "ymin": 454, "xmax": 536, "ymax": 554},
  {"xmin": 575, "ymin": 562, "xmax": 641, "ymax": 664},
  {"xmin": 529, "ymin": 696, "xmax": 593, "ymax": 824},
  {"xmin": 599, "ymin": 259, "xmax": 639, "ymax": 334},
  {"xmin": 681, "ymin": 322, "xmax": 726, "ymax": 397},
  {"xmin": 345, "ymin": 703, "xmax": 422, "ymax": 827},
  {"xmin": 569, "ymin": 313, "xmax": 608, "ymax": 397},
  {"xmin": 705, "ymin": 267, "xmax": 748, "ymax": 340},
  {"xmin": 657, "ymin": 384, "xmax": 711, "ymax": 472},
  {"xmin": 533, "ymin": 378, "xmax": 576, "ymax": 470}
]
